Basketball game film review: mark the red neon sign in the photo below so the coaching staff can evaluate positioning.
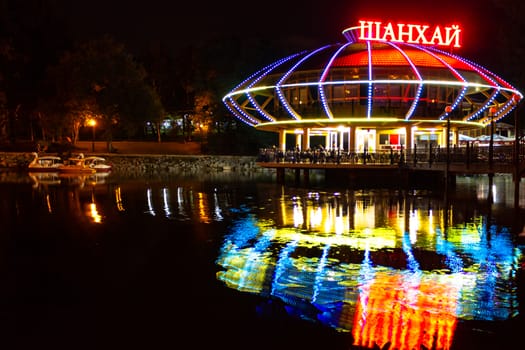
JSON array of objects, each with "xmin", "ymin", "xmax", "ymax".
[{"xmin": 358, "ymin": 20, "xmax": 462, "ymax": 48}]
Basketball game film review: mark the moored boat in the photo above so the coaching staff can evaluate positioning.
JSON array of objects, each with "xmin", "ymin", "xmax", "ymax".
[
  {"xmin": 59, "ymin": 154, "xmax": 96, "ymax": 174},
  {"xmin": 83, "ymin": 156, "xmax": 112, "ymax": 173},
  {"xmin": 27, "ymin": 152, "xmax": 64, "ymax": 172}
]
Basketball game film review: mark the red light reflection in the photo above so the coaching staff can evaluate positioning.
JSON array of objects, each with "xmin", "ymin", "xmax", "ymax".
[{"xmin": 352, "ymin": 273, "xmax": 458, "ymax": 350}]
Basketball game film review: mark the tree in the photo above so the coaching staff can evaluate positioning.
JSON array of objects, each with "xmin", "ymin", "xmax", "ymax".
[
  {"xmin": 0, "ymin": 40, "xmax": 11, "ymax": 142},
  {"xmin": 42, "ymin": 35, "xmax": 164, "ymax": 150},
  {"xmin": 0, "ymin": 0, "xmax": 76, "ymax": 145},
  {"xmin": 139, "ymin": 42, "xmax": 182, "ymax": 142}
]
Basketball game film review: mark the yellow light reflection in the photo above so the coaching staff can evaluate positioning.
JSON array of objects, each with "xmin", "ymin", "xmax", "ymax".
[
  {"xmin": 89, "ymin": 202, "xmax": 102, "ymax": 223},
  {"xmin": 428, "ymin": 209, "xmax": 434, "ymax": 235},
  {"xmin": 216, "ymin": 243, "xmax": 274, "ymax": 294},
  {"xmin": 447, "ymin": 218, "xmax": 484, "ymax": 246},
  {"xmin": 293, "ymin": 203, "xmax": 304, "ymax": 227},
  {"xmin": 277, "ymin": 193, "xmax": 400, "ymax": 249},
  {"xmin": 272, "ymin": 227, "xmax": 396, "ymax": 250},
  {"xmin": 114, "ymin": 186, "xmax": 125, "ymax": 211},
  {"xmin": 46, "ymin": 194, "xmax": 52, "ymax": 213},
  {"xmin": 277, "ymin": 191, "xmax": 453, "ymax": 249},
  {"xmin": 309, "ymin": 206, "xmax": 323, "ymax": 228},
  {"xmin": 354, "ymin": 201, "xmax": 375, "ymax": 230},
  {"xmin": 335, "ymin": 215, "xmax": 345, "ymax": 234},
  {"xmin": 215, "ymin": 189, "xmax": 519, "ymax": 350},
  {"xmin": 198, "ymin": 192, "xmax": 211, "ymax": 223}
]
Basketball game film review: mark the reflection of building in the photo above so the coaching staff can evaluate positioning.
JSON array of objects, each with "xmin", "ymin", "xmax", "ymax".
[
  {"xmin": 223, "ymin": 21, "xmax": 522, "ymax": 152},
  {"xmin": 216, "ymin": 189, "xmax": 521, "ymax": 350},
  {"xmin": 352, "ymin": 272, "xmax": 459, "ymax": 350}
]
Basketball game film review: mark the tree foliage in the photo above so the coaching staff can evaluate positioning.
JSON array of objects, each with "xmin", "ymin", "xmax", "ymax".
[{"xmin": 41, "ymin": 35, "xmax": 164, "ymax": 146}]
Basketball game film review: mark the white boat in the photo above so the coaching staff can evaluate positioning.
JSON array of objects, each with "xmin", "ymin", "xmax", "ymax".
[
  {"xmin": 83, "ymin": 156, "xmax": 112, "ymax": 173},
  {"xmin": 27, "ymin": 152, "xmax": 64, "ymax": 172},
  {"xmin": 59, "ymin": 154, "xmax": 96, "ymax": 174}
]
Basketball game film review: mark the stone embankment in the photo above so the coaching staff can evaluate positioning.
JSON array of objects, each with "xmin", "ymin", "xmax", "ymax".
[
  {"xmin": 0, "ymin": 152, "xmax": 264, "ymax": 178},
  {"xmin": 107, "ymin": 154, "xmax": 260, "ymax": 177}
]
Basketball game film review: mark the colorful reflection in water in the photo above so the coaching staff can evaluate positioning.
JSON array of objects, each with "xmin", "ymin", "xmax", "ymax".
[
  {"xmin": 27, "ymin": 177, "xmax": 233, "ymax": 225},
  {"xmin": 142, "ymin": 185, "xmax": 229, "ymax": 223},
  {"xmin": 10, "ymin": 171, "xmax": 524, "ymax": 350},
  {"xmin": 216, "ymin": 188, "xmax": 523, "ymax": 350}
]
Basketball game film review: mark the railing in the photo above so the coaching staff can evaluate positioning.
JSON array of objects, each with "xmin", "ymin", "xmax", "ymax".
[{"xmin": 257, "ymin": 144, "xmax": 525, "ymax": 175}]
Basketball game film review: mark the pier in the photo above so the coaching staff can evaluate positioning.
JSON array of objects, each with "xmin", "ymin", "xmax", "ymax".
[{"xmin": 257, "ymin": 144, "xmax": 525, "ymax": 190}]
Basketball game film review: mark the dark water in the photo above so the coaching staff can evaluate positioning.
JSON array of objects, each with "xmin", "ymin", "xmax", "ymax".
[{"xmin": 1, "ymin": 171, "xmax": 525, "ymax": 350}]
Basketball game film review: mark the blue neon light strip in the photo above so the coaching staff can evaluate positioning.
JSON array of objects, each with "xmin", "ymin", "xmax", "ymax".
[
  {"xmin": 227, "ymin": 80, "xmax": 517, "ymax": 103},
  {"xmin": 226, "ymin": 52, "xmax": 305, "ymax": 124},
  {"xmin": 387, "ymin": 42, "xmax": 423, "ymax": 120},
  {"xmin": 409, "ymin": 43, "xmax": 468, "ymax": 121},
  {"xmin": 271, "ymin": 238, "xmax": 300, "ymax": 296},
  {"xmin": 312, "ymin": 244, "xmax": 330, "ymax": 303},
  {"xmin": 226, "ymin": 96, "xmax": 259, "ymax": 125},
  {"xmin": 245, "ymin": 53, "xmax": 305, "ymax": 122},
  {"xmin": 224, "ymin": 33, "xmax": 523, "ymax": 128},
  {"xmin": 276, "ymin": 45, "xmax": 333, "ymax": 120},
  {"xmin": 319, "ymin": 43, "xmax": 352, "ymax": 119},
  {"xmin": 426, "ymin": 46, "xmax": 504, "ymax": 122}
]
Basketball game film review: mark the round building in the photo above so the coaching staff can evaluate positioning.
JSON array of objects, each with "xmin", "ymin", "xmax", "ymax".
[{"xmin": 223, "ymin": 21, "xmax": 522, "ymax": 154}]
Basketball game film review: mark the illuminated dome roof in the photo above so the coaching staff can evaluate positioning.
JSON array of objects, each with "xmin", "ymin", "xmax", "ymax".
[{"xmin": 223, "ymin": 27, "xmax": 522, "ymax": 132}]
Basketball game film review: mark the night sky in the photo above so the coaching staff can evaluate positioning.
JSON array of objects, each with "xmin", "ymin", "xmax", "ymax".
[
  {"xmin": 0, "ymin": 0, "xmax": 522, "ymax": 141},
  {"xmin": 1, "ymin": 0, "xmax": 520, "ymax": 90},
  {"xmin": 10, "ymin": 0, "xmax": 502, "ymax": 59}
]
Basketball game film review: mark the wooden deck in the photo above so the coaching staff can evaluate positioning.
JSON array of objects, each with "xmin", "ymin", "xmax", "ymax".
[
  {"xmin": 257, "ymin": 160, "xmax": 517, "ymax": 173},
  {"xmin": 256, "ymin": 160, "xmax": 522, "ymax": 188}
]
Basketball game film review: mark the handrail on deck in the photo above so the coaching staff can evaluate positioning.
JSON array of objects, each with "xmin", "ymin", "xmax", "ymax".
[{"xmin": 257, "ymin": 144, "xmax": 525, "ymax": 176}]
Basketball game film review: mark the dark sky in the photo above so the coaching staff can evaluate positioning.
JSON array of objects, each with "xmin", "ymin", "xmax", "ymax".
[
  {"xmin": 1, "ymin": 0, "xmax": 509, "ymax": 68},
  {"xmin": 58, "ymin": 0, "xmax": 498, "ymax": 54}
]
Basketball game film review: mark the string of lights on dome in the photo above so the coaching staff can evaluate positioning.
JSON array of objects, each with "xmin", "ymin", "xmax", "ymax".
[{"xmin": 223, "ymin": 19, "xmax": 523, "ymax": 143}]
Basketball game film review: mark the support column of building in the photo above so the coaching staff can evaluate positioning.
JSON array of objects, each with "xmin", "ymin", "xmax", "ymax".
[
  {"xmin": 302, "ymin": 128, "xmax": 310, "ymax": 150},
  {"xmin": 293, "ymin": 133, "xmax": 301, "ymax": 151},
  {"xmin": 405, "ymin": 125, "xmax": 413, "ymax": 152},
  {"xmin": 302, "ymin": 127, "xmax": 310, "ymax": 182},
  {"xmin": 350, "ymin": 126, "xmax": 356, "ymax": 153},
  {"xmin": 513, "ymin": 97, "xmax": 521, "ymax": 211},
  {"xmin": 404, "ymin": 126, "xmax": 412, "ymax": 167},
  {"xmin": 441, "ymin": 125, "xmax": 446, "ymax": 147},
  {"xmin": 279, "ymin": 130, "xmax": 286, "ymax": 151}
]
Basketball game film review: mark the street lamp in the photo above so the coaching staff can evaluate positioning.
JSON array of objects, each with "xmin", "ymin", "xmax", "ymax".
[
  {"xmin": 445, "ymin": 105, "xmax": 452, "ymax": 180},
  {"xmin": 488, "ymin": 107, "xmax": 497, "ymax": 172},
  {"xmin": 513, "ymin": 95, "xmax": 521, "ymax": 171},
  {"xmin": 512, "ymin": 95, "xmax": 521, "ymax": 209},
  {"xmin": 88, "ymin": 119, "xmax": 96, "ymax": 152}
]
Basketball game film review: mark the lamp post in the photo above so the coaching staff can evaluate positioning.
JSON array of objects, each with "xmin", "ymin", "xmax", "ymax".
[
  {"xmin": 488, "ymin": 107, "xmax": 496, "ymax": 172},
  {"xmin": 512, "ymin": 95, "xmax": 521, "ymax": 209},
  {"xmin": 444, "ymin": 105, "xmax": 453, "ymax": 231},
  {"xmin": 89, "ymin": 119, "xmax": 96, "ymax": 152},
  {"xmin": 445, "ymin": 105, "xmax": 452, "ymax": 182}
]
